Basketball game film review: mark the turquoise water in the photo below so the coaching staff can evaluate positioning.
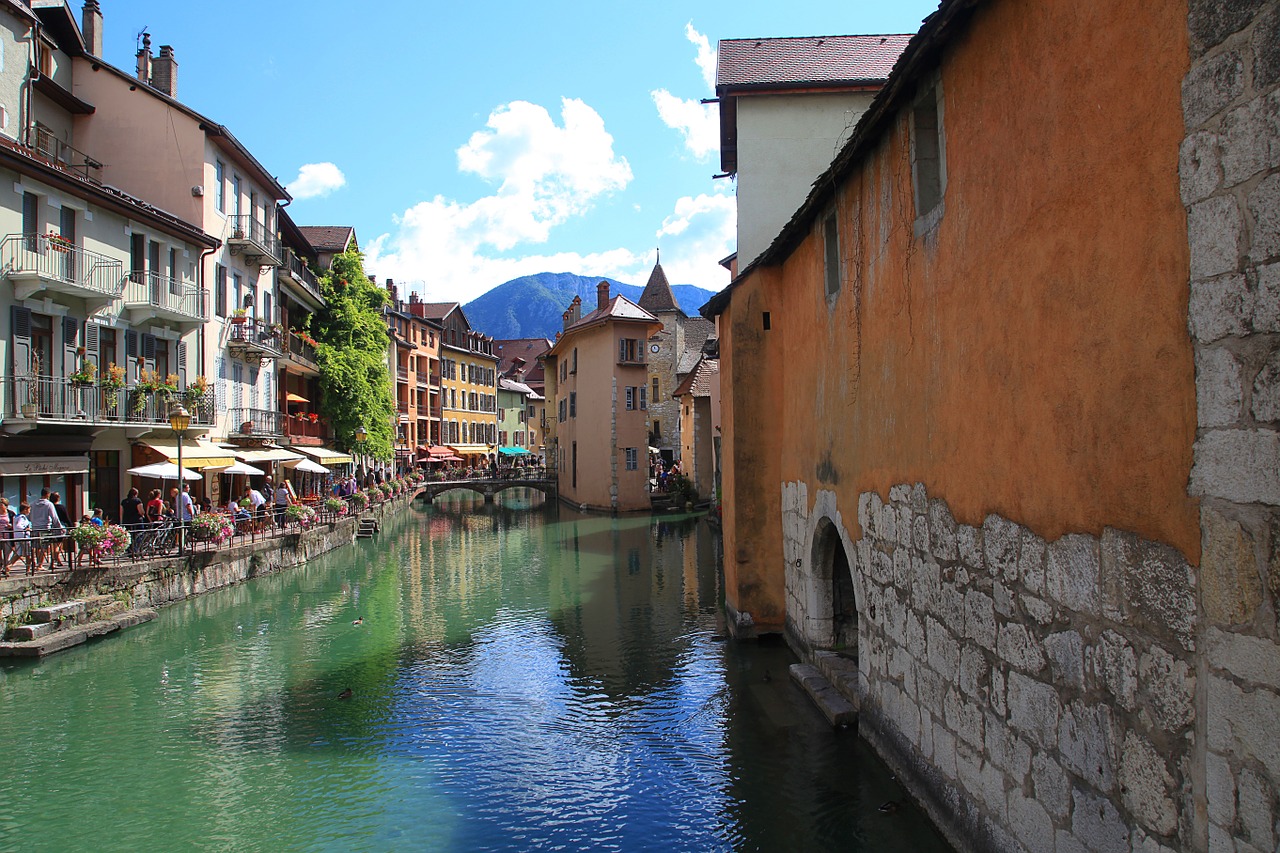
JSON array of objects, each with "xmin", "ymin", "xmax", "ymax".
[{"xmin": 0, "ymin": 492, "xmax": 950, "ymax": 852}]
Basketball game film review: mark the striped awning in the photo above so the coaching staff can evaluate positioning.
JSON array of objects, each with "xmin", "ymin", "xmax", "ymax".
[
  {"xmin": 448, "ymin": 444, "xmax": 492, "ymax": 457},
  {"xmin": 291, "ymin": 445, "xmax": 354, "ymax": 465},
  {"xmin": 140, "ymin": 439, "xmax": 236, "ymax": 470}
]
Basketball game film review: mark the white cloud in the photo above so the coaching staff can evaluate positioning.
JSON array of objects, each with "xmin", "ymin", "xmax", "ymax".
[
  {"xmin": 652, "ymin": 191, "xmax": 736, "ymax": 291},
  {"xmin": 651, "ymin": 90, "xmax": 719, "ymax": 161},
  {"xmin": 287, "ymin": 162, "xmax": 346, "ymax": 200},
  {"xmin": 685, "ymin": 23, "xmax": 717, "ymax": 91}
]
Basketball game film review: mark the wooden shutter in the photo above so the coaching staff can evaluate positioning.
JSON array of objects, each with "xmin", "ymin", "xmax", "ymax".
[
  {"xmin": 62, "ymin": 316, "xmax": 80, "ymax": 378},
  {"xmin": 84, "ymin": 323, "xmax": 101, "ymax": 372},
  {"xmin": 124, "ymin": 329, "xmax": 138, "ymax": 381},
  {"xmin": 11, "ymin": 306, "xmax": 31, "ymax": 376},
  {"xmin": 176, "ymin": 339, "xmax": 188, "ymax": 388},
  {"xmin": 141, "ymin": 333, "xmax": 157, "ymax": 373}
]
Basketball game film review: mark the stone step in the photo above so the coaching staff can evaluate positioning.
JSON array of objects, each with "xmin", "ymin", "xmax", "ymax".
[
  {"xmin": 0, "ymin": 609, "xmax": 157, "ymax": 658},
  {"xmin": 10, "ymin": 620, "xmax": 60, "ymax": 640},
  {"xmin": 28, "ymin": 600, "xmax": 85, "ymax": 623},
  {"xmin": 790, "ymin": 663, "xmax": 857, "ymax": 728}
]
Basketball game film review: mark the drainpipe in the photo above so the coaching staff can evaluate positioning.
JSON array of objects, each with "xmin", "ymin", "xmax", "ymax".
[{"xmin": 196, "ymin": 242, "xmax": 220, "ymax": 379}]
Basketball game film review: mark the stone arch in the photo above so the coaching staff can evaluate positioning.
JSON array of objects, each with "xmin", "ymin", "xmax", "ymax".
[{"xmin": 811, "ymin": 515, "xmax": 857, "ymax": 652}]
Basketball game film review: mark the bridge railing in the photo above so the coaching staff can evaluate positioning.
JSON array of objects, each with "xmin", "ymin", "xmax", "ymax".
[{"xmin": 425, "ymin": 466, "xmax": 554, "ymax": 483}]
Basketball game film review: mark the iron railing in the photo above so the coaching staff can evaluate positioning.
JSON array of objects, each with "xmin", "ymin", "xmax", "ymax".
[
  {"xmin": 285, "ymin": 332, "xmax": 319, "ymax": 366},
  {"xmin": 26, "ymin": 123, "xmax": 103, "ymax": 183},
  {"xmin": 0, "ymin": 233, "xmax": 124, "ymax": 297},
  {"xmin": 123, "ymin": 271, "xmax": 208, "ymax": 321},
  {"xmin": 226, "ymin": 318, "xmax": 284, "ymax": 356},
  {"xmin": 7, "ymin": 375, "xmax": 214, "ymax": 426},
  {"xmin": 227, "ymin": 215, "xmax": 280, "ymax": 263},
  {"xmin": 284, "ymin": 415, "xmax": 327, "ymax": 441},
  {"xmin": 229, "ymin": 407, "xmax": 284, "ymax": 438},
  {"xmin": 281, "ymin": 250, "xmax": 322, "ymax": 302}
]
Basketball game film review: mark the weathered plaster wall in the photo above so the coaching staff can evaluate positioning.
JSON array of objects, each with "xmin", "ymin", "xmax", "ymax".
[{"xmin": 1180, "ymin": 2, "xmax": 1280, "ymax": 850}]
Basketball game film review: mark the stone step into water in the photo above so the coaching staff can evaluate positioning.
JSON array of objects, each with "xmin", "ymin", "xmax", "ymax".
[
  {"xmin": 0, "ymin": 609, "xmax": 157, "ymax": 658},
  {"xmin": 790, "ymin": 663, "xmax": 857, "ymax": 727}
]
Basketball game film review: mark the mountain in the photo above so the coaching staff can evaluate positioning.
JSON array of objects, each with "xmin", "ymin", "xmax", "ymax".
[{"xmin": 462, "ymin": 272, "xmax": 718, "ymax": 340}]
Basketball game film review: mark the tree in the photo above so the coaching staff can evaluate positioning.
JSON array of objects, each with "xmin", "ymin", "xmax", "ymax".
[{"xmin": 312, "ymin": 250, "xmax": 394, "ymax": 460}]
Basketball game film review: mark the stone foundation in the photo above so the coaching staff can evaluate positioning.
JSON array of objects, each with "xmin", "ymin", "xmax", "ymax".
[
  {"xmin": 783, "ymin": 481, "xmax": 1198, "ymax": 853},
  {"xmin": 1, "ymin": 496, "xmax": 413, "ymax": 628}
]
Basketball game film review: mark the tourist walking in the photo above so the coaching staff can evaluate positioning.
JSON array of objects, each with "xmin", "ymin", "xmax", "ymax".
[
  {"xmin": 50, "ymin": 492, "xmax": 71, "ymax": 567},
  {"xmin": 9, "ymin": 502, "xmax": 32, "ymax": 575},
  {"xmin": 28, "ymin": 489, "xmax": 63, "ymax": 572},
  {"xmin": 273, "ymin": 482, "xmax": 290, "ymax": 528},
  {"xmin": 178, "ymin": 484, "xmax": 195, "ymax": 522},
  {"xmin": 0, "ymin": 497, "xmax": 14, "ymax": 573}
]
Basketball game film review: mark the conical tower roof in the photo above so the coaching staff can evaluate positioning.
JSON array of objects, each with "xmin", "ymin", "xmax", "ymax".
[{"xmin": 638, "ymin": 259, "xmax": 682, "ymax": 315}]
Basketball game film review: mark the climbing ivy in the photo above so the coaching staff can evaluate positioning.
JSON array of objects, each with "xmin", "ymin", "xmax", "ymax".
[{"xmin": 313, "ymin": 250, "xmax": 394, "ymax": 461}]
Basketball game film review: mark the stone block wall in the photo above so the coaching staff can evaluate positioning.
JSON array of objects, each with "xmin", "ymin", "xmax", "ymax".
[
  {"xmin": 1182, "ymin": 2, "xmax": 1280, "ymax": 851},
  {"xmin": 782, "ymin": 482, "xmax": 1198, "ymax": 853}
]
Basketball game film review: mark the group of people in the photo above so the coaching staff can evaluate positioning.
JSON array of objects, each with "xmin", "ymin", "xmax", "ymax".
[
  {"xmin": 651, "ymin": 458, "xmax": 682, "ymax": 492},
  {"xmin": 0, "ymin": 489, "xmax": 90, "ymax": 575}
]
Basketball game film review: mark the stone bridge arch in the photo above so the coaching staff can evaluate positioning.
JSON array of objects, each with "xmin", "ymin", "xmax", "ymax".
[{"xmin": 415, "ymin": 478, "xmax": 557, "ymax": 504}]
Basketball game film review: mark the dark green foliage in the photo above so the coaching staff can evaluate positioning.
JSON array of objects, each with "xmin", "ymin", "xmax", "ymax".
[{"xmin": 313, "ymin": 251, "xmax": 394, "ymax": 460}]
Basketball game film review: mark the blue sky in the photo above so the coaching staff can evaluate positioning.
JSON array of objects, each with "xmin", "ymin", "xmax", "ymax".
[{"xmin": 96, "ymin": 0, "xmax": 940, "ymax": 302}]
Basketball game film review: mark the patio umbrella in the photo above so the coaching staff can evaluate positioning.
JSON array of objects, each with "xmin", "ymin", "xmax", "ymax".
[
  {"xmin": 213, "ymin": 460, "xmax": 266, "ymax": 476},
  {"xmin": 127, "ymin": 461, "xmax": 202, "ymax": 481},
  {"xmin": 285, "ymin": 393, "xmax": 310, "ymax": 403},
  {"xmin": 284, "ymin": 458, "xmax": 329, "ymax": 474}
]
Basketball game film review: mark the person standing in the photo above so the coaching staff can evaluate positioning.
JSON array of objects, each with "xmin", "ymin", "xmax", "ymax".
[
  {"xmin": 178, "ymin": 484, "xmax": 195, "ymax": 522},
  {"xmin": 27, "ymin": 489, "xmax": 62, "ymax": 572},
  {"xmin": 10, "ymin": 502, "xmax": 32, "ymax": 575},
  {"xmin": 245, "ymin": 484, "xmax": 267, "ymax": 531},
  {"xmin": 50, "ymin": 492, "xmax": 72, "ymax": 567},
  {"xmin": 273, "ymin": 482, "xmax": 290, "ymax": 528}
]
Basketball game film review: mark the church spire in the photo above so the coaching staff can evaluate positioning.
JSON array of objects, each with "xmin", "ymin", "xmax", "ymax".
[{"xmin": 638, "ymin": 254, "xmax": 681, "ymax": 315}]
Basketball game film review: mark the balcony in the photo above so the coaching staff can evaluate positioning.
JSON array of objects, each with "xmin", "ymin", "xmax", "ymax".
[
  {"xmin": 123, "ymin": 271, "xmax": 208, "ymax": 330},
  {"xmin": 283, "ymin": 331, "xmax": 320, "ymax": 374},
  {"xmin": 4, "ymin": 375, "xmax": 214, "ymax": 432},
  {"xmin": 397, "ymin": 400, "xmax": 410, "ymax": 424},
  {"xmin": 229, "ymin": 407, "xmax": 284, "ymax": 440},
  {"xmin": 26, "ymin": 123, "xmax": 103, "ymax": 184},
  {"xmin": 278, "ymin": 247, "xmax": 323, "ymax": 306},
  {"xmin": 226, "ymin": 215, "xmax": 281, "ymax": 267},
  {"xmin": 283, "ymin": 414, "xmax": 328, "ymax": 446},
  {"xmin": 396, "ymin": 367, "xmax": 410, "ymax": 383},
  {"xmin": 225, "ymin": 317, "xmax": 284, "ymax": 362},
  {"xmin": 1, "ymin": 234, "xmax": 124, "ymax": 313},
  {"xmin": 416, "ymin": 372, "xmax": 430, "ymax": 387}
]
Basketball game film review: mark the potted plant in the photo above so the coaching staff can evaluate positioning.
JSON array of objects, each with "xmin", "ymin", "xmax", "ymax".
[
  {"xmin": 229, "ymin": 308, "xmax": 248, "ymax": 325},
  {"xmin": 100, "ymin": 362, "xmax": 126, "ymax": 392},
  {"xmin": 47, "ymin": 231, "xmax": 72, "ymax": 252},
  {"xmin": 68, "ymin": 360, "xmax": 96, "ymax": 386},
  {"xmin": 20, "ymin": 351, "xmax": 40, "ymax": 418},
  {"xmin": 190, "ymin": 513, "xmax": 233, "ymax": 543}
]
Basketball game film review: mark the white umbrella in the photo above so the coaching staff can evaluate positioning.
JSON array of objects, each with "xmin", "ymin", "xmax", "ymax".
[
  {"xmin": 284, "ymin": 458, "xmax": 329, "ymax": 474},
  {"xmin": 127, "ymin": 461, "xmax": 202, "ymax": 481},
  {"xmin": 213, "ymin": 460, "xmax": 266, "ymax": 476}
]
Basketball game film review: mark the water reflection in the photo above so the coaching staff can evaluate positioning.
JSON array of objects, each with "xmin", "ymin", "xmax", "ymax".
[{"xmin": 0, "ymin": 490, "xmax": 950, "ymax": 852}]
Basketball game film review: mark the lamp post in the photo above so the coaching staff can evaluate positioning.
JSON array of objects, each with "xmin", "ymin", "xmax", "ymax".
[
  {"xmin": 169, "ymin": 403, "xmax": 190, "ymax": 553},
  {"xmin": 355, "ymin": 425, "xmax": 368, "ymax": 485}
]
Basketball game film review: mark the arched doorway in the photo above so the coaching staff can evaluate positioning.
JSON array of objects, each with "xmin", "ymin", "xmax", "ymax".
[{"xmin": 812, "ymin": 517, "xmax": 857, "ymax": 652}]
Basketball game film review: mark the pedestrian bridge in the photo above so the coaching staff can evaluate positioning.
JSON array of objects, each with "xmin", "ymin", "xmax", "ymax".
[{"xmin": 415, "ymin": 471, "xmax": 557, "ymax": 504}]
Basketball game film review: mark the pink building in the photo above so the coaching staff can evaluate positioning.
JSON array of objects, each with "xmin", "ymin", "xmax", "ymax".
[{"xmin": 546, "ymin": 283, "xmax": 660, "ymax": 513}]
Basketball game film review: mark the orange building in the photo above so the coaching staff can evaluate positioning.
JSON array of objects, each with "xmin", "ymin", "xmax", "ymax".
[
  {"xmin": 702, "ymin": 0, "xmax": 1279, "ymax": 850},
  {"xmin": 546, "ymin": 284, "xmax": 661, "ymax": 513}
]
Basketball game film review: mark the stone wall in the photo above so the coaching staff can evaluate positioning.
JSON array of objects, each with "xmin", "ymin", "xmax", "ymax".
[
  {"xmin": 1, "ymin": 496, "xmax": 413, "ymax": 626},
  {"xmin": 782, "ymin": 481, "xmax": 1197, "ymax": 853},
  {"xmin": 1181, "ymin": 2, "xmax": 1280, "ymax": 851}
]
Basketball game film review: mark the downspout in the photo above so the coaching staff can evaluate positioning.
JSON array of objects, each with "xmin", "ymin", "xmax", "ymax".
[
  {"xmin": 23, "ymin": 21, "xmax": 38, "ymax": 146},
  {"xmin": 196, "ymin": 241, "xmax": 221, "ymax": 380}
]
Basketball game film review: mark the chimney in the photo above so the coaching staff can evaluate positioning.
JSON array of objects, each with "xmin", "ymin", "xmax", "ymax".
[
  {"xmin": 387, "ymin": 278, "xmax": 397, "ymax": 304},
  {"xmin": 562, "ymin": 309, "xmax": 570, "ymax": 331},
  {"xmin": 81, "ymin": 1, "xmax": 103, "ymax": 57},
  {"xmin": 135, "ymin": 32, "xmax": 152, "ymax": 84},
  {"xmin": 596, "ymin": 280, "xmax": 609, "ymax": 310},
  {"xmin": 152, "ymin": 45, "xmax": 178, "ymax": 98}
]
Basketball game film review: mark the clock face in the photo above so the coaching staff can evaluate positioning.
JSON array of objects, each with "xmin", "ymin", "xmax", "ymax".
[{"xmin": 650, "ymin": 344, "xmax": 660, "ymax": 353}]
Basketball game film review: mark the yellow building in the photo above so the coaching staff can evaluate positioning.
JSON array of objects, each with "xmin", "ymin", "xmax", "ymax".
[{"xmin": 420, "ymin": 303, "xmax": 497, "ymax": 467}]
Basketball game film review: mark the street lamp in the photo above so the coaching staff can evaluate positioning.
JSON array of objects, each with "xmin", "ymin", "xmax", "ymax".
[{"xmin": 169, "ymin": 403, "xmax": 190, "ymax": 553}]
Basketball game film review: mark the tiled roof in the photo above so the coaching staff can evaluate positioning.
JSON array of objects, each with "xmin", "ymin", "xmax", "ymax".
[
  {"xmin": 716, "ymin": 34, "xmax": 913, "ymax": 91},
  {"xmin": 500, "ymin": 378, "xmax": 535, "ymax": 397},
  {"xmin": 638, "ymin": 261, "xmax": 681, "ymax": 314},
  {"xmin": 494, "ymin": 338, "xmax": 552, "ymax": 378},
  {"xmin": 298, "ymin": 226, "xmax": 356, "ymax": 253},
  {"xmin": 672, "ymin": 358, "xmax": 719, "ymax": 399},
  {"xmin": 570, "ymin": 295, "xmax": 658, "ymax": 330},
  {"xmin": 677, "ymin": 351, "xmax": 703, "ymax": 377},
  {"xmin": 417, "ymin": 302, "xmax": 461, "ymax": 322}
]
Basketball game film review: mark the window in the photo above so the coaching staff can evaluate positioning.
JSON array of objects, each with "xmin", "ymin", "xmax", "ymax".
[
  {"xmin": 232, "ymin": 271, "xmax": 242, "ymax": 313},
  {"xmin": 571, "ymin": 348, "xmax": 577, "ymax": 374},
  {"xmin": 911, "ymin": 78, "xmax": 946, "ymax": 223},
  {"xmin": 639, "ymin": 386, "xmax": 647, "ymax": 411},
  {"xmin": 560, "ymin": 360, "xmax": 567, "ymax": 381},
  {"xmin": 558, "ymin": 398, "xmax": 566, "ymax": 422},
  {"xmin": 626, "ymin": 387, "xmax": 635, "ymax": 410},
  {"xmin": 652, "ymin": 376, "xmax": 659, "ymax": 402},
  {"xmin": 619, "ymin": 338, "xmax": 639, "ymax": 363},
  {"xmin": 569, "ymin": 391, "xmax": 576, "ymax": 418},
  {"xmin": 232, "ymin": 175, "xmax": 242, "ymax": 217},
  {"xmin": 625, "ymin": 448, "xmax": 638, "ymax": 471},
  {"xmin": 823, "ymin": 211, "xmax": 840, "ymax": 298},
  {"xmin": 214, "ymin": 160, "xmax": 225, "ymax": 212}
]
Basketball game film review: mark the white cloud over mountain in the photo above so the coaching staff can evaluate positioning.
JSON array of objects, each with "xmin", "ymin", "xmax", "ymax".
[{"xmin": 287, "ymin": 162, "xmax": 346, "ymax": 200}]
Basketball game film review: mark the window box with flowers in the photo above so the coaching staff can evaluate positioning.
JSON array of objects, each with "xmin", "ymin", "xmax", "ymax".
[
  {"xmin": 229, "ymin": 308, "xmax": 248, "ymax": 325},
  {"xmin": 47, "ymin": 232, "xmax": 73, "ymax": 252},
  {"xmin": 68, "ymin": 360, "xmax": 97, "ymax": 387}
]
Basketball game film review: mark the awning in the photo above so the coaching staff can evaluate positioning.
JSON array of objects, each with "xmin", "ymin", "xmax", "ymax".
[
  {"xmin": 292, "ymin": 445, "xmax": 354, "ymax": 465},
  {"xmin": 448, "ymin": 444, "xmax": 491, "ymax": 457},
  {"xmin": 212, "ymin": 461, "xmax": 266, "ymax": 476},
  {"xmin": 426, "ymin": 446, "xmax": 454, "ymax": 458},
  {"xmin": 285, "ymin": 393, "xmax": 309, "ymax": 403},
  {"xmin": 237, "ymin": 447, "xmax": 304, "ymax": 464},
  {"xmin": 0, "ymin": 455, "xmax": 89, "ymax": 477},
  {"xmin": 140, "ymin": 439, "xmax": 236, "ymax": 470},
  {"xmin": 498, "ymin": 446, "xmax": 531, "ymax": 455}
]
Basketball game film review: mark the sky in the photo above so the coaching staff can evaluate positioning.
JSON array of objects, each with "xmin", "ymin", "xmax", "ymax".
[{"xmin": 96, "ymin": 0, "xmax": 940, "ymax": 303}]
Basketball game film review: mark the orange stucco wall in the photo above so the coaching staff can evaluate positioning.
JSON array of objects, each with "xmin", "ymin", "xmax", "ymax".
[{"xmin": 721, "ymin": 0, "xmax": 1196, "ymax": 627}]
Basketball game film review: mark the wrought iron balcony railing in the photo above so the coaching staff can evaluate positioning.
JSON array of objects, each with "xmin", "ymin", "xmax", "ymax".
[
  {"xmin": 280, "ymin": 249, "xmax": 322, "ymax": 302},
  {"xmin": 1, "ymin": 233, "xmax": 124, "ymax": 309},
  {"xmin": 6, "ymin": 375, "xmax": 214, "ymax": 427},
  {"xmin": 226, "ymin": 317, "xmax": 284, "ymax": 358},
  {"xmin": 123, "ymin": 271, "xmax": 208, "ymax": 322},
  {"xmin": 285, "ymin": 331, "xmax": 319, "ymax": 366},
  {"xmin": 226, "ymin": 215, "xmax": 281, "ymax": 266},
  {"xmin": 229, "ymin": 407, "xmax": 284, "ymax": 438},
  {"xmin": 26, "ymin": 123, "xmax": 103, "ymax": 183}
]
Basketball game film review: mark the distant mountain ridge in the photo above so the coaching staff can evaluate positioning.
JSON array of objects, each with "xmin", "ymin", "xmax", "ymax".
[{"xmin": 462, "ymin": 272, "xmax": 717, "ymax": 340}]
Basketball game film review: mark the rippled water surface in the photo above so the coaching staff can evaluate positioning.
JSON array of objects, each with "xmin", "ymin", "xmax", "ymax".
[{"xmin": 0, "ymin": 493, "xmax": 950, "ymax": 852}]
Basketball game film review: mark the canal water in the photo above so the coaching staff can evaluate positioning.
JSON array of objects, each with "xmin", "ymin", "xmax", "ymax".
[{"xmin": 0, "ymin": 492, "xmax": 951, "ymax": 852}]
